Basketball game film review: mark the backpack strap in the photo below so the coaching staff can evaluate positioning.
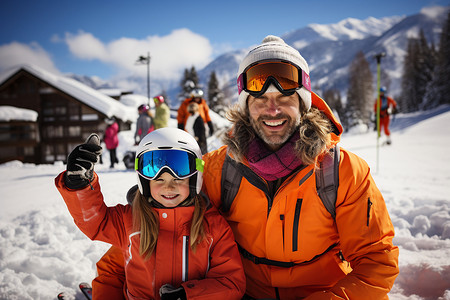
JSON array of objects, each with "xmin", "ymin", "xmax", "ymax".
[
  {"xmin": 315, "ymin": 145, "xmax": 340, "ymax": 220},
  {"xmin": 220, "ymin": 154, "xmax": 243, "ymax": 213},
  {"xmin": 221, "ymin": 145, "xmax": 341, "ymax": 219}
]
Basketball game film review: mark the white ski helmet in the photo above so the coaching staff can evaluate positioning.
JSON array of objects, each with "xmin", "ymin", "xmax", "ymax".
[
  {"xmin": 135, "ymin": 127, "xmax": 204, "ymax": 197},
  {"xmin": 190, "ymin": 88, "xmax": 204, "ymax": 98}
]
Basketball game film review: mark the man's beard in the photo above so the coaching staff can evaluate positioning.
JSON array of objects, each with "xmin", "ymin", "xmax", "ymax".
[{"xmin": 250, "ymin": 113, "xmax": 301, "ymax": 147}]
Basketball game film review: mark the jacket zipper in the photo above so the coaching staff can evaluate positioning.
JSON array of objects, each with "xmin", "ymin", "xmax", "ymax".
[
  {"xmin": 267, "ymin": 165, "xmax": 310, "ymax": 214},
  {"xmin": 292, "ymin": 198, "xmax": 303, "ymax": 252},
  {"xmin": 182, "ymin": 235, "xmax": 189, "ymax": 282},
  {"xmin": 367, "ymin": 198, "xmax": 372, "ymax": 226}
]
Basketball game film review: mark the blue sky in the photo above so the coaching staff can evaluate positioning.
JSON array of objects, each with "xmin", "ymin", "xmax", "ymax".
[{"xmin": 0, "ymin": 0, "xmax": 448, "ymax": 86}]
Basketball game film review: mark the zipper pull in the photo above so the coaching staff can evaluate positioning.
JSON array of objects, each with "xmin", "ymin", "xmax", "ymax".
[{"xmin": 367, "ymin": 198, "xmax": 373, "ymax": 226}]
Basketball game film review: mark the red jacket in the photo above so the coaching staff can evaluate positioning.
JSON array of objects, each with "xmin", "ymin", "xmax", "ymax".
[
  {"xmin": 374, "ymin": 95, "xmax": 397, "ymax": 118},
  {"xmin": 202, "ymin": 93, "xmax": 399, "ymax": 299},
  {"xmin": 104, "ymin": 122, "xmax": 119, "ymax": 150},
  {"xmin": 55, "ymin": 173, "xmax": 245, "ymax": 300}
]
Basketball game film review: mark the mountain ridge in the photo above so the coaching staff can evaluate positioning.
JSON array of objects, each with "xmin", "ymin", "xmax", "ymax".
[{"xmin": 69, "ymin": 6, "xmax": 449, "ymax": 107}]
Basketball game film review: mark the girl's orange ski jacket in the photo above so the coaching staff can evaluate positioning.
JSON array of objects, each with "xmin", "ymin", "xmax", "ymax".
[{"xmin": 55, "ymin": 173, "xmax": 245, "ymax": 300}]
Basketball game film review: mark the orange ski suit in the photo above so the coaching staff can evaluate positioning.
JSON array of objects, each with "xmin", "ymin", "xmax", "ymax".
[
  {"xmin": 92, "ymin": 245, "xmax": 127, "ymax": 300},
  {"xmin": 177, "ymin": 97, "xmax": 212, "ymax": 129},
  {"xmin": 55, "ymin": 173, "xmax": 245, "ymax": 300},
  {"xmin": 374, "ymin": 96, "xmax": 397, "ymax": 136},
  {"xmin": 202, "ymin": 93, "xmax": 399, "ymax": 299}
]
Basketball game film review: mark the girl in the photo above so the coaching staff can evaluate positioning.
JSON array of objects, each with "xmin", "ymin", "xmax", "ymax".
[{"xmin": 55, "ymin": 128, "xmax": 245, "ymax": 300}]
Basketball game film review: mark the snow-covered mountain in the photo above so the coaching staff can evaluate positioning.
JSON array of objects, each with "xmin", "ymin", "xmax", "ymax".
[
  {"xmin": 195, "ymin": 5, "xmax": 448, "ymax": 104},
  {"xmin": 283, "ymin": 16, "xmax": 404, "ymax": 48},
  {"xmin": 71, "ymin": 6, "xmax": 449, "ymax": 107}
]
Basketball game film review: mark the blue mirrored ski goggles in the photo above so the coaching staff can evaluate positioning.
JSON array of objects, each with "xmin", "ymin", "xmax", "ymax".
[{"xmin": 135, "ymin": 149, "xmax": 204, "ymax": 180}]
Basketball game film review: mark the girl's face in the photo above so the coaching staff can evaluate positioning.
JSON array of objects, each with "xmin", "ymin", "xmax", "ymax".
[{"xmin": 150, "ymin": 172, "xmax": 190, "ymax": 207}]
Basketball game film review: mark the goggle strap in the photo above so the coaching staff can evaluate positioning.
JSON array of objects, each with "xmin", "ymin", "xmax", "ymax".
[
  {"xmin": 237, "ymin": 73, "xmax": 244, "ymax": 95},
  {"xmin": 302, "ymin": 70, "xmax": 311, "ymax": 92},
  {"xmin": 196, "ymin": 158, "xmax": 204, "ymax": 172}
]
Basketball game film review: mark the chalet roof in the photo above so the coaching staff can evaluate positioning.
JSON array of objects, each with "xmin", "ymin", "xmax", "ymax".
[{"xmin": 0, "ymin": 64, "xmax": 135, "ymax": 123}]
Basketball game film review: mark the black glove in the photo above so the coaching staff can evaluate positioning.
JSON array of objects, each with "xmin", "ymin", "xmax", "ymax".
[
  {"xmin": 65, "ymin": 133, "xmax": 102, "ymax": 190},
  {"xmin": 159, "ymin": 284, "xmax": 187, "ymax": 300},
  {"xmin": 207, "ymin": 121, "xmax": 214, "ymax": 136},
  {"xmin": 393, "ymin": 107, "xmax": 399, "ymax": 114}
]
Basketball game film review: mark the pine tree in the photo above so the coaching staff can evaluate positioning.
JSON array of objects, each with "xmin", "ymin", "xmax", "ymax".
[
  {"xmin": 399, "ymin": 38, "xmax": 420, "ymax": 112},
  {"xmin": 345, "ymin": 51, "xmax": 374, "ymax": 130},
  {"xmin": 399, "ymin": 28, "xmax": 438, "ymax": 112},
  {"xmin": 207, "ymin": 71, "xmax": 227, "ymax": 116},
  {"xmin": 323, "ymin": 89, "xmax": 345, "ymax": 126},
  {"xmin": 178, "ymin": 66, "xmax": 200, "ymax": 103},
  {"xmin": 424, "ymin": 11, "xmax": 450, "ymax": 107},
  {"xmin": 416, "ymin": 29, "xmax": 436, "ymax": 107}
]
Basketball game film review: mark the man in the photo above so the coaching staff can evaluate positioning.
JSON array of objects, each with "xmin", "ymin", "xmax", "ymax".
[
  {"xmin": 202, "ymin": 35, "xmax": 399, "ymax": 299},
  {"xmin": 93, "ymin": 35, "xmax": 399, "ymax": 300},
  {"xmin": 185, "ymin": 102, "xmax": 207, "ymax": 154},
  {"xmin": 374, "ymin": 87, "xmax": 398, "ymax": 145},
  {"xmin": 153, "ymin": 95, "xmax": 170, "ymax": 129},
  {"xmin": 177, "ymin": 88, "xmax": 214, "ymax": 136}
]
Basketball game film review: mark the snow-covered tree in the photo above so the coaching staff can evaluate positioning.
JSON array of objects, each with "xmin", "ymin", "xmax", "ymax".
[
  {"xmin": 323, "ymin": 88, "xmax": 345, "ymax": 127},
  {"xmin": 207, "ymin": 71, "xmax": 227, "ymax": 117},
  {"xmin": 424, "ymin": 11, "xmax": 450, "ymax": 107},
  {"xmin": 345, "ymin": 51, "xmax": 373, "ymax": 130},
  {"xmin": 178, "ymin": 66, "xmax": 200, "ymax": 103},
  {"xmin": 399, "ymin": 29, "xmax": 437, "ymax": 112}
]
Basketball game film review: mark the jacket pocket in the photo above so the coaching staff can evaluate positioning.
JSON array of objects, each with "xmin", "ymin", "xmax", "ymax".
[
  {"xmin": 367, "ymin": 198, "xmax": 373, "ymax": 226},
  {"xmin": 292, "ymin": 198, "xmax": 303, "ymax": 252}
]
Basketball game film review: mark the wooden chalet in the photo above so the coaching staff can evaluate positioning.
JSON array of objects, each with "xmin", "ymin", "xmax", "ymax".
[{"xmin": 0, "ymin": 65, "xmax": 134, "ymax": 164}]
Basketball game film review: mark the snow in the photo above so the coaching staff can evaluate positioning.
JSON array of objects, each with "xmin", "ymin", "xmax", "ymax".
[
  {"xmin": 0, "ymin": 106, "xmax": 38, "ymax": 122},
  {"xmin": 1, "ymin": 106, "xmax": 450, "ymax": 300}
]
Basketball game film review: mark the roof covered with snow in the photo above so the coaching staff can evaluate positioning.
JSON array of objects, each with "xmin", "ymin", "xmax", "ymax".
[{"xmin": 0, "ymin": 64, "xmax": 135, "ymax": 123}]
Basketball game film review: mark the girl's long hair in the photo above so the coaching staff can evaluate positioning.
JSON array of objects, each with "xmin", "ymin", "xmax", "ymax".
[{"xmin": 132, "ymin": 191, "xmax": 207, "ymax": 260}]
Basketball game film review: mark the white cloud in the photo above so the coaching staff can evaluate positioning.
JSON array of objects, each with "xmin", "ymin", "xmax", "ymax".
[
  {"xmin": 0, "ymin": 42, "xmax": 60, "ymax": 74},
  {"xmin": 63, "ymin": 28, "xmax": 213, "ymax": 80},
  {"xmin": 64, "ymin": 31, "xmax": 108, "ymax": 60}
]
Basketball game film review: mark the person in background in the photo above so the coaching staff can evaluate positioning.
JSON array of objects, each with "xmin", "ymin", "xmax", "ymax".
[
  {"xmin": 104, "ymin": 117, "xmax": 119, "ymax": 168},
  {"xmin": 153, "ymin": 95, "xmax": 170, "ymax": 129},
  {"xmin": 185, "ymin": 102, "xmax": 207, "ymax": 154},
  {"xmin": 55, "ymin": 128, "xmax": 245, "ymax": 300},
  {"xmin": 374, "ymin": 86, "xmax": 398, "ymax": 145},
  {"xmin": 177, "ymin": 88, "xmax": 214, "ymax": 136},
  {"xmin": 135, "ymin": 104, "xmax": 154, "ymax": 145}
]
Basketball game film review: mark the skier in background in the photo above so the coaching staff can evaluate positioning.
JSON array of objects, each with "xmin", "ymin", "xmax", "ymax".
[
  {"xmin": 153, "ymin": 95, "xmax": 170, "ymax": 129},
  {"xmin": 177, "ymin": 88, "xmax": 214, "ymax": 136},
  {"xmin": 374, "ymin": 86, "xmax": 398, "ymax": 145},
  {"xmin": 104, "ymin": 117, "xmax": 119, "ymax": 168},
  {"xmin": 134, "ymin": 104, "xmax": 153, "ymax": 145},
  {"xmin": 185, "ymin": 102, "xmax": 207, "ymax": 154}
]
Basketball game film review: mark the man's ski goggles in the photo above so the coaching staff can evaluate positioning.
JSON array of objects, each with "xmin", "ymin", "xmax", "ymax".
[
  {"xmin": 135, "ymin": 149, "xmax": 204, "ymax": 180},
  {"xmin": 237, "ymin": 61, "xmax": 311, "ymax": 97}
]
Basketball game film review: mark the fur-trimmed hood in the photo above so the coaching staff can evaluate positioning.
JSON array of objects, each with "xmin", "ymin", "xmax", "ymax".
[{"xmin": 225, "ymin": 92, "xmax": 343, "ymax": 162}]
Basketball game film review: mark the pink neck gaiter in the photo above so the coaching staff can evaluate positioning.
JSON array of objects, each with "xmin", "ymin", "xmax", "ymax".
[{"xmin": 247, "ymin": 133, "xmax": 302, "ymax": 181}]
